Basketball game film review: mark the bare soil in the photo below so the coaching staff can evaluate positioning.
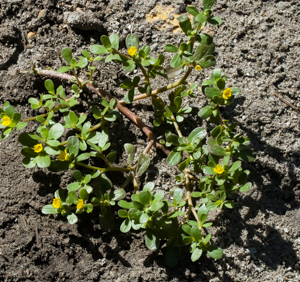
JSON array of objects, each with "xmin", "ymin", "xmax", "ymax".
[{"xmin": 0, "ymin": 0, "xmax": 300, "ymax": 281}]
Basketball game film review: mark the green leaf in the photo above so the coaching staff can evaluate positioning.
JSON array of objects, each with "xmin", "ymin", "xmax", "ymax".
[
  {"xmin": 199, "ymin": 55, "xmax": 216, "ymax": 68},
  {"xmin": 76, "ymin": 153, "xmax": 90, "ymax": 161},
  {"xmin": 136, "ymin": 154, "xmax": 150, "ymax": 177},
  {"xmin": 56, "ymin": 85, "xmax": 65, "ymax": 98},
  {"xmin": 22, "ymin": 156, "xmax": 36, "ymax": 168},
  {"xmin": 145, "ymin": 229, "xmax": 159, "ymax": 250},
  {"xmin": 67, "ymin": 136, "xmax": 80, "ymax": 157},
  {"xmin": 209, "ymin": 145, "xmax": 226, "ymax": 156},
  {"xmin": 167, "ymin": 150, "xmax": 182, "ymax": 166},
  {"xmin": 40, "ymin": 128, "xmax": 48, "ymax": 141},
  {"xmin": 231, "ymin": 87, "xmax": 241, "ymax": 95},
  {"xmin": 198, "ymin": 106, "xmax": 212, "ymax": 119},
  {"xmin": 240, "ymin": 182, "xmax": 251, "ymax": 192},
  {"xmin": 128, "ymin": 208, "xmax": 142, "ymax": 223},
  {"xmin": 82, "ymin": 50, "xmax": 91, "ymax": 59},
  {"xmin": 76, "ymin": 57, "xmax": 88, "ymax": 68},
  {"xmin": 195, "ymin": 13, "xmax": 207, "ymax": 24},
  {"xmin": 109, "ymin": 33, "xmax": 119, "ymax": 50},
  {"xmin": 191, "ymin": 227, "xmax": 202, "ymax": 241},
  {"xmin": 120, "ymin": 218, "xmax": 131, "ymax": 233},
  {"xmin": 216, "ymin": 78, "xmax": 225, "ymax": 90},
  {"xmin": 124, "ymin": 143, "xmax": 135, "ymax": 166},
  {"xmin": 224, "ymin": 201, "xmax": 234, "ymax": 209},
  {"xmin": 124, "ymin": 89, "xmax": 135, "ymax": 104},
  {"xmin": 143, "ymin": 182, "xmax": 155, "ymax": 192},
  {"xmin": 111, "ymin": 188, "xmax": 126, "ymax": 201},
  {"xmin": 208, "ymin": 16, "xmax": 223, "ymax": 26},
  {"xmin": 205, "ymin": 87, "xmax": 221, "ymax": 99},
  {"xmin": 16, "ymin": 122, "xmax": 27, "ymax": 130},
  {"xmin": 177, "ymin": 15, "xmax": 192, "ymax": 34},
  {"xmin": 66, "ymin": 191, "xmax": 78, "ymax": 205},
  {"xmin": 57, "ymin": 66, "xmax": 71, "ymax": 73},
  {"xmin": 154, "ymin": 190, "xmax": 164, "ymax": 201},
  {"xmin": 45, "ymin": 79, "xmax": 55, "ymax": 95},
  {"xmin": 61, "ymin": 48, "xmax": 73, "ymax": 65},
  {"xmin": 173, "ymin": 188, "xmax": 183, "ymax": 205},
  {"xmin": 164, "ymin": 44, "xmax": 178, "ymax": 53},
  {"xmin": 42, "ymin": 204, "xmax": 59, "ymax": 214},
  {"xmin": 149, "ymin": 201, "xmax": 164, "ymax": 211},
  {"xmin": 186, "ymin": 6, "xmax": 200, "ymax": 16},
  {"xmin": 90, "ymin": 44, "xmax": 108, "ymax": 54},
  {"xmin": 188, "ymin": 127, "xmax": 207, "ymax": 143},
  {"xmin": 36, "ymin": 154, "xmax": 51, "ymax": 168},
  {"xmin": 67, "ymin": 213, "xmax": 78, "ymax": 224},
  {"xmin": 79, "ymin": 188, "xmax": 89, "ymax": 201},
  {"xmin": 138, "ymin": 191, "xmax": 152, "ymax": 206},
  {"xmin": 203, "ymin": 0, "xmax": 215, "ymax": 10},
  {"xmin": 48, "ymin": 123, "xmax": 64, "ymax": 140},
  {"xmin": 28, "ymin": 98, "xmax": 41, "ymax": 109},
  {"xmin": 203, "ymin": 166, "xmax": 216, "ymax": 175},
  {"xmin": 207, "ymin": 245, "xmax": 223, "ymax": 259},
  {"xmin": 178, "ymin": 158, "xmax": 190, "ymax": 171},
  {"xmin": 118, "ymin": 200, "xmax": 134, "ymax": 210},
  {"xmin": 126, "ymin": 34, "xmax": 139, "ymax": 50},
  {"xmin": 233, "ymin": 145, "xmax": 256, "ymax": 162},
  {"xmin": 123, "ymin": 60, "xmax": 136, "ymax": 73},
  {"xmin": 67, "ymin": 181, "xmax": 82, "ymax": 191},
  {"xmin": 229, "ymin": 161, "xmax": 241, "ymax": 172},
  {"xmin": 139, "ymin": 213, "xmax": 149, "ymax": 224},
  {"xmin": 170, "ymin": 53, "xmax": 182, "ymax": 69},
  {"xmin": 118, "ymin": 209, "xmax": 128, "ymax": 218},
  {"xmin": 190, "ymin": 192, "xmax": 202, "ymax": 198},
  {"xmin": 191, "ymin": 247, "xmax": 203, "ymax": 262},
  {"xmin": 100, "ymin": 35, "xmax": 112, "ymax": 50},
  {"xmin": 195, "ymin": 40, "xmax": 215, "ymax": 61}
]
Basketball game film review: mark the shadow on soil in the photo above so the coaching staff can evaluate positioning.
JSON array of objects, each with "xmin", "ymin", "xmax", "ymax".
[{"xmin": 30, "ymin": 95, "xmax": 299, "ymax": 281}]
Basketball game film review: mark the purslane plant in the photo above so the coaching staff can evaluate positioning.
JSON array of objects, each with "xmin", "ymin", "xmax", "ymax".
[{"xmin": 0, "ymin": 0, "xmax": 255, "ymax": 266}]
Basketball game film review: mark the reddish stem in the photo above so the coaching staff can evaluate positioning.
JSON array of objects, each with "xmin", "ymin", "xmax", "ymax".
[{"xmin": 36, "ymin": 69, "xmax": 170, "ymax": 155}]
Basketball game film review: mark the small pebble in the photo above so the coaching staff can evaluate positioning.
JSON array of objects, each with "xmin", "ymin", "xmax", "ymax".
[{"xmin": 27, "ymin": 31, "xmax": 36, "ymax": 38}]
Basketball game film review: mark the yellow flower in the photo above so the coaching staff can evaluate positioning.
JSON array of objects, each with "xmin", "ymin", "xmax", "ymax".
[
  {"xmin": 52, "ymin": 197, "xmax": 62, "ymax": 209},
  {"xmin": 222, "ymin": 88, "xmax": 232, "ymax": 100},
  {"xmin": 58, "ymin": 149, "xmax": 68, "ymax": 161},
  {"xmin": 77, "ymin": 199, "xmax": 84, "ymax": 210},
  {"xmin": 195, "ymin": 65, "xmax": 202, "ymax": 71},
  {"xmin": 33, "ymin": 143, "xmax": 43, "ymax": 153},
  {"xmin": 128, "ymin": 46, "xmax": 137, "ymax": 57},
  {"xmin": 214, "ymin": 164, "xmax": 224, "ymax": 174},
  {"xmin": 2, "ymin": 116, "xmax": 12, "ymax": 126}
]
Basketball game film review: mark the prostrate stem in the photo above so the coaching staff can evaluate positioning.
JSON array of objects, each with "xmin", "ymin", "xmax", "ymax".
[{"xmin": 36, "ymin": 69, "xmax": 170, "ymax": 156}]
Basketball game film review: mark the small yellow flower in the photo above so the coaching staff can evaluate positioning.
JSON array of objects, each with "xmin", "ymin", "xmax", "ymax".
[
  {"xmin": 195, "ymin": 65, "xmax": 202, "ymax": 71},
  {"xmin": 77, "ymin": 199, "xmax": 84, "ymax": 210},
  {"xmin": 89, "ymin": 57, "xmax": 93, "ymax": 61},
  {"xmin": 222, "ymin": 88, "xmax": 232, "ymax": 100},
  {"xmin": 33, "ymin": 143, "xmax": 43, "ymax": 153},
  {"xmin": 2, "ymin": 116, "xmax": 12, "ymax": 126},
  {"xmin": 58, "ymin": 149, "xmax": 68, "ymax": 161},
  {"xmin": 52, "ymin": 197, "xmax": 62, "ymax": 209},
  {"xmin": 128, "ymin": 46, "xmax": 137, "ymax": 57},
  {"xmin": 214, "ymin": 164, "xmax": 224, "ymax": 174}
]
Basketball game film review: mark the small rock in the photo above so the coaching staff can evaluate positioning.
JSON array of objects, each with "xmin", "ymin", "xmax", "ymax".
[
  {"xmin": 179, "ymin": 3, "xmax": 186, "ymax": 13},
  {"xmin": 27, "ymin": 31, "xmax": 36, "ymax": 39},
  {"xmin": 38, "ymin": 9, "xmax": 46, "ymax": 18},
  {"xmin": 276, "ymin": 1, "xmax": 290, "ymax": 10},
  {"xmin": 150, "ymin": 43, "xmax": 158, "ymax": 51},
  {"xmin": 64, "ymin": 11, "xmax": 105, "ymax": 31}
]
